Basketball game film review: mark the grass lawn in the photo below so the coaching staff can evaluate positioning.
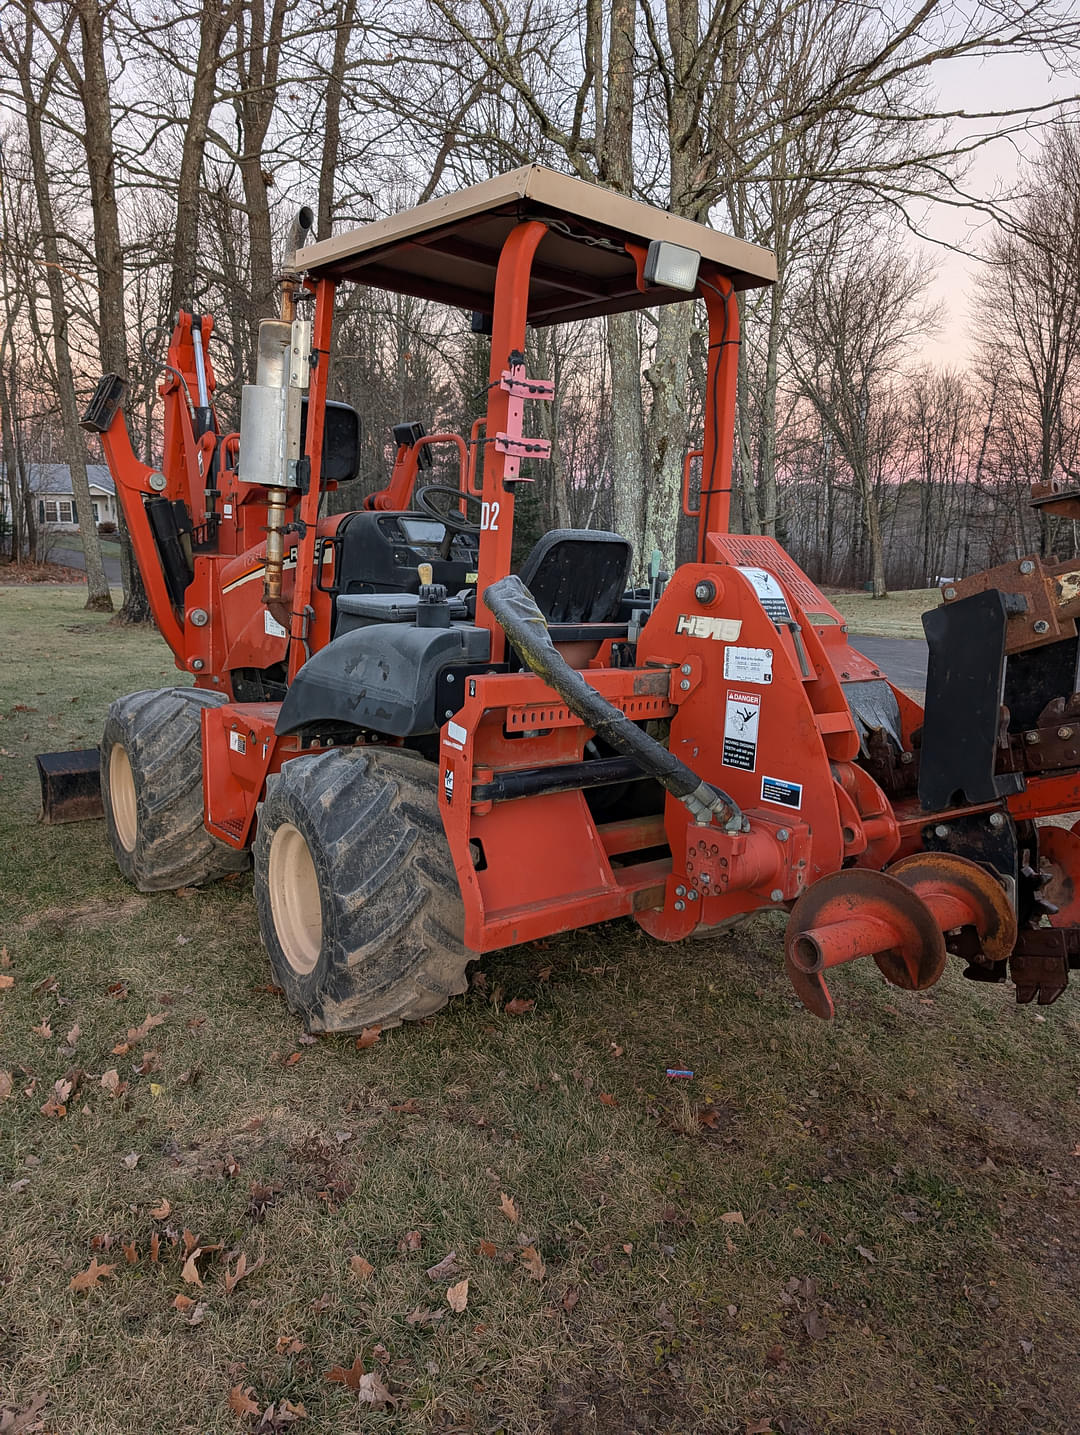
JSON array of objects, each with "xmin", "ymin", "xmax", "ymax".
[
  {"xmin": 828, "ymin": 589, "xmax": 940, "ymax": 641},
  {"xmin": 2, "ymin": 586, "xmax": 1079, "ymax": 1435}
]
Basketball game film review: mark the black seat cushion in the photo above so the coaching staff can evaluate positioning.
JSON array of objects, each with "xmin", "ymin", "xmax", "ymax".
[{"xmin": 517, "ymin": 529, "xmax": 633, "ymax": 624}]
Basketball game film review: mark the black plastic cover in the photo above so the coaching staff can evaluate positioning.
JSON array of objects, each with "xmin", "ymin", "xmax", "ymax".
[
  {"xmin": 919, "ymin": 588, "xmax": 1025, "ymax": 809},
  {"xmin": 147, "ymin": 497, "xmax": 194, "ymax": 607},
  {"xmin": 299, "ymin": 397, "xmax": 362, "ymax": 482},
  {"xmin": 518, "ymin": 529, "xmax": 633, "ymax": 623},
  {"xmin": 276, "ymin": 622, "xmax": 491, "ymax": 737}
]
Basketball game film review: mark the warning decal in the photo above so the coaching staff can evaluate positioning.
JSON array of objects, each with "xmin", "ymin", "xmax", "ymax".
[
  {"xmin": 723, "ymin": 645, "xmax": 773, "ymax": 684},
  {"xmin": 736, "ymin": 565, "xmax": 791, "ymax": 625},
  {"xmin": 723, "ymin": 690, "xmax": 761, "ymax": 771},
  {"xmin": 761, "ymin": 775, "xmax": 803, "ymax": 809}
]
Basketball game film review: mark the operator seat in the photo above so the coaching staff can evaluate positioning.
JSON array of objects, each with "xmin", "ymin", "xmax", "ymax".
[{"xmin": 517, "ymin": 529, "xmax": 633, "ymax": 625}]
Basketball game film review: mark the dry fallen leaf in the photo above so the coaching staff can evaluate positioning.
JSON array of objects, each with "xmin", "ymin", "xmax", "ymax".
[
  {"xmin": 478, "ymin": 1239, "xmax": 497, "ymax": 1259},
  {"xmin": 803, "ymin": 1309, "xmax": 827, "ymax": 1341},
  {"xmin": 498, "ymin": 1192, "xmax": 519, "ymax": 1223},
  {"xmin": 65, "ymin": 1022, "xmax": 80, "ymax": 1047},
  {"xmin": 720, "ymin": 1211, "xmax": 745, "ymax": 1225},
  {"xmin": 348, "ymin": 1255, "xmax": 375, "ymax": 1282},
  {"xmin": 224, "ymin": 1252, "xmax": 263, "ymax": 1294},
  {"xmin": 0, "ymin": 1072, "xmax": 11, "ymax": 1100},
  {"xmin": 855, "ymin": 1244, "xmax": 876, "ymax": 1263},
  {"xmin": 149, "ymin": 1198, "xmax": 171, "ymax": 1219},
  {"xmin": 397, "ymin": 1230, "xmax": 422, "ymax": 1253},
  {"xmin": 425, "ymin": 1251, "xmax": 460, "ymax": 1282},
  {"xmin": 126, "ymin": 1012, "xmax": 165, "ymax": 1044},
  {"xmin": 100, "ymin": 1069, "xmax": 122, "ymax": 1096},
  {"xmin": 227, "ymin": 1384, "xmax": 260, "ymax": 1418},
  {"xmin": 31, "ymin": 1020, "xmax": 52, "ymax": 1039},
  {"xmin": 405, "ymin": 1304, "xmax": 445, "ymax": 1327},
  {"xmin": 173, "ymin": 1294, "xmax": 195, "ymax": 1311},
  {"xmin": 181, "ymin": 1252, "xmax": 204, "ymax": 1287},
  {"xmin": 520, "ymin": 1245, "xmax": 546, "ymax": 1281},
  {"xmin": 354, "ymin": 1026, "xmax": 381, "ymax": 1050},
  {"xmin": 0, "ymin": 1392, "xmax": 47, "ymax": 1434},
  {"xmin": 121, "ymin": 1152, "xmax": 140, "ymax": 1170},
  {"xmin": 122, "ymin": 1242, "xmax": 138, "ymax": 1266},
  {"xmin": 357, "ymin": 1370, "xmax": 393, "ymax": 1408},
  {"xmin": 0, "ymin": 973, "xmax": 14, "ymax": 991},
  {"xmin": 150, "ymin": 1233, "xmax": 161, "ymax": 1263},
  {"xmin": 562, "ymin": 1286, "xmax": 580, "ymax": 1312},
  {"xmin": 276, "ymin": 1335, "xmax": 306, "ymax": 1356},
  {"xmin": 69, "ymin": 1258, "xmax": 116, "ymax": 1293},
  {"xmin": 325, "ymin": 1355, "xmax": 366, "ymax": 1390},
  {"xmin": 504, "ymin": 997, "xmax": 535, "ymax": 1016},
  {"xmin": 446, "ymin": 1278, "xmax": 469, "ymax": 1312},
  {"xmin": 598, "ymin": 1092, "xmax": 619, "ymax": 1107}
]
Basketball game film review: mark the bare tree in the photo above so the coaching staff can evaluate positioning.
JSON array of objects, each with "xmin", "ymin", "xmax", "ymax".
[
  {"xmin": 971, "ymin": 124, "xmax": 1080, "ymax": 557},
  {"xmin": 787, "ymin": 234, "xmax": 939, "ymax": 596},
  {"xmin": 1, "ymin": 6, "xmax": 112, "ymax": 608}
]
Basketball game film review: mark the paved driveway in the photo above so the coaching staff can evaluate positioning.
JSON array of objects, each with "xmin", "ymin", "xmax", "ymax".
[
  {"xmin": 850, "ymin": 635, "xmax": 928, "ymax": 691},
  {"xmin": 48, "ymin": 544, "xmax": 123, "ymax": 586}
]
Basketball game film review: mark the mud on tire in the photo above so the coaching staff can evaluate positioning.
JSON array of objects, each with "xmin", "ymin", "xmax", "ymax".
[
  {"xmin": 253, "ymin": 746, "xmax": 470, "ymax": 1033},
  {"xmin": 101, "ymin": 687, "xmax": 251, "ymax": 892}
]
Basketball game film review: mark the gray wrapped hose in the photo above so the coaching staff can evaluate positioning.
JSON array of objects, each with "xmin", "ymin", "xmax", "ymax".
[{"xmin": 485, "ymin": 575, "xmax": 746, "ymax": 833}]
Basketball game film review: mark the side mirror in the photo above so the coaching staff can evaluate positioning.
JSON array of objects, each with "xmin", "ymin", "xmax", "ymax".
[{"xmin": 300, "ymin": 397, "xmax": 362, "ymax": 482}]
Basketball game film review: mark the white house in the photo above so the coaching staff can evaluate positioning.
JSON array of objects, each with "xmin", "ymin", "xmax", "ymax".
[{"xmin": 2, "ymin": 463, "xmax": 119, "ymax": 531}]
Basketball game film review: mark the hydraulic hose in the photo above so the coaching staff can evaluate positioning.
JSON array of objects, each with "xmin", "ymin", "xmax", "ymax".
[{"xmin": 485, "ymin": 575, "xmax": 747, "ymax": 833}]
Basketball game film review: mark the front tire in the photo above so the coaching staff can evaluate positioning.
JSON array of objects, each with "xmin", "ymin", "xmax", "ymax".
[
  {"xmin": 101, "ymin": 688, "xmax": 250, "ymax": 892},
  {"xmin": 253, "ymin": 747, "xmax": 470, "ymax": 1032}
]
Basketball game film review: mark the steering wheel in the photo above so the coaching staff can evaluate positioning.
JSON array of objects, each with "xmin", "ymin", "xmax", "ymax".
[{"xmin": 414, "ymin": 482, "xmax": 483, "ymax": 535}]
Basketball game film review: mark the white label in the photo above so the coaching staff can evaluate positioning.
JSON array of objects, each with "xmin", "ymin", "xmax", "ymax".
[
  {"xmin": 737, "ymin": 565, "xmax": 791, "ymax": 624},
  {"xmin": 481, "ymin": 500, "xmax": 500, "ymax": 531},
  {"xmin": 223, "ymin": 502, "xmax": 233, "ymax": 517},
  {"xmin": 723, "ymin": 690, "xmax": 760, "ymax": 771},
  {"xmin": 723, "ymin": 645, "xmax": 773, "ymax": 684},
  {"xmin": 676, "ymin": 613, "xmax": 742, "ymax": 641},
  {"xmin": 264, "ymin": 609, "xmax": 287, "ymax": 639},
  {"xmin": 229, "ymin": 730, "xmax": 247, "ymax": 755},
  {"xmin": 443, "ymin": 720, "xmax": 468, "ymax": 750}
]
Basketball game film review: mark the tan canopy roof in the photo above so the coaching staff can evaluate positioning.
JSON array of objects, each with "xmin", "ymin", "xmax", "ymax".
[{"xmin": 294, "ymin": 165, "xmax": 776, "ymax": 326}]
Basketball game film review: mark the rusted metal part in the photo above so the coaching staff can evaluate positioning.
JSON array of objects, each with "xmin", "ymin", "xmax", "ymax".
[
  {"xmin": 36, "ymin": 748, "xmax": 104, "ymax": 824},
  {"xmin": 943, "ymin": 555, "xmax": 1080, "ymax": 654},
  {"xmin": 1030, "ymin": 478, "xmax": 1080, "ymax": 520},
  {"xmin": 889, "ymin": 851, "xmax": 1017, "ymax": 964},
  {"xmin": 1035, "ymin": 825, "xmax": 1080, "ymax": 927},
  {"xmin": 1009, "ymin": 927, "xmax": 1080, "ymax": 1004},
  {"xmin": 783, "ymin": 869, "xmax": 947, "ymax": 1020},
  {"xmin": 859, "ymin": 726, "xmax": 919, "ymax": 800}
]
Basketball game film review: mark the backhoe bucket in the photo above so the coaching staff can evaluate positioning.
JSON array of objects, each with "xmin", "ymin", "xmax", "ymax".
[{"xmin": 36, "ymin": 749, "xmax": 104, "ymax": 824}]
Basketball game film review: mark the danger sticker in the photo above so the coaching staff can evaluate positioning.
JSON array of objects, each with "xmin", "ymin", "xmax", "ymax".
[
  {"xmin": 761, "ymin": 775, "xmax": 802, "ymax": 809},
  {"xmin": 229, "ymin": 730, "xmax": 247, "ymax": 756},
  {"xmin": 723, "ymin": 690, "xmax": 760, "ymax": 771},
  {"xmin": 723, "ymin": 645, "xmax": 773, "ymax": 684},
  {"xmin": 737, "ymin": 565, "xmax": 791, "ymax": 625}
]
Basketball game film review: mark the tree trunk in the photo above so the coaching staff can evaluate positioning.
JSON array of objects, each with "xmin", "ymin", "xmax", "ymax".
[
  {"xmin": 599, "ymin": 0, "xmax": 648, "ymax": 568},
  {"xmin": 169, "ymin": 0, "xmax": 237, "ymax": 317},
  {"xmin": 317, "ymin": 0, "xmax": 356, "ymax": 240},
  {"xmin": 15, "ymin": 12, "xmax": 112, "ymax": 609},
  {"xmin": 73, "ymin": 0, "xmax": 153, "ymax": 622}
]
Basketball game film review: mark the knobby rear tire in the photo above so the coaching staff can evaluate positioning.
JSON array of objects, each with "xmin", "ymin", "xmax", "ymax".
[
  {"xmin": 253, "ymin": 746, "xmax": 471, "ymax": 1033},
  {"xmin": 101, "ymin": 687, "xmax": 251, "ymax": 892}
]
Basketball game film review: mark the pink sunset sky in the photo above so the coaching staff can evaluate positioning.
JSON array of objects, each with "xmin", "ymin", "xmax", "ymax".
[{"xmin": 919, "ymin": 47, "xmax": 1077, "ymax": 366}]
